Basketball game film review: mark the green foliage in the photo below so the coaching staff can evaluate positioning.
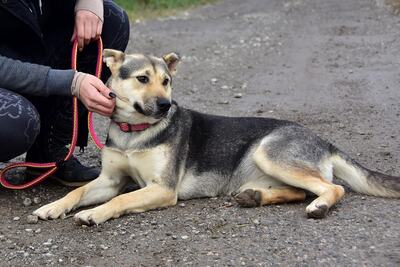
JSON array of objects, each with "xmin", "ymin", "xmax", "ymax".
[
  {"xmin": 386, "ymin": 0, "xmax": 400, "ymax": 15},
  {"xmin": 114, "ymin": 0, "xmax": 214, "ymax": 19}
]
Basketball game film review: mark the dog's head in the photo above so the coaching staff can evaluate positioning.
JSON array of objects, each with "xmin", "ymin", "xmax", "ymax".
[{"xmin": 103, "ymin": 49, "xmax": 180, "ymax": 124}]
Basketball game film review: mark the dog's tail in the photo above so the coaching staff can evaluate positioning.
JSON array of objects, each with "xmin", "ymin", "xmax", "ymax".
[{"xmin": 329, "ymin": 146, "xmax": 400, "ymax": 198}]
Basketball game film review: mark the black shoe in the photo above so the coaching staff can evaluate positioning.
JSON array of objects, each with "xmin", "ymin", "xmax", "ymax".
[
  {"xmin": 24, "ymin": 96, "xmax": 99, "ymax": 187},
  {"xmin": 25, "ymin": 154, "xmax": 100, "ymax": 187},
  {"xmin": 51, "ymin": 156, "xmax": 99, "ymax": 187}
]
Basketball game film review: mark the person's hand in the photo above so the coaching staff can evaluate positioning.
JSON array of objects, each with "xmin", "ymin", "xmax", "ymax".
[
  {"xmin": 71, "ymin": 10, "xmax": 103, "ymax": 51},
  {"xmin": 78, "ymin": 74, "xmax": 115, "ymax": 117}
]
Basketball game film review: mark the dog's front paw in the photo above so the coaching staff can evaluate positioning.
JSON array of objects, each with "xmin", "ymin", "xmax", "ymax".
[
  {"xmin": 74, "ymin": 208, "xmax": 110, "ymax": 226},
  {"xmin": 33, "ymin": 200, "xmax": 69, "ymax": 220}
]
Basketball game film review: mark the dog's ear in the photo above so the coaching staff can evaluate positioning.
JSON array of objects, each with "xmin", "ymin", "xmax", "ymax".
[
  {"xmin": 103, "ymin": 49, "xmax": 125, "ymax": 77},
  {"xmin": 162, "ymin": 53, "xmax": 180, "ymax": 74}
]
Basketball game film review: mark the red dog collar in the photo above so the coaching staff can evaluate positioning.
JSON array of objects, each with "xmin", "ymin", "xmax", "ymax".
[{"xmin": 116, "ymin": 122, "xmax": 151, "ymax": 132}]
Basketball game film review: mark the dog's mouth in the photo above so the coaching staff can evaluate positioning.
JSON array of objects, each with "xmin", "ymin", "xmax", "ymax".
[
  {"xmin": 133, "ymin": 102, "xmax": 145, "ymax": 115},
  {"xmin": 133, "ymin": 101, "xmax": 171, "ymax": 119}
]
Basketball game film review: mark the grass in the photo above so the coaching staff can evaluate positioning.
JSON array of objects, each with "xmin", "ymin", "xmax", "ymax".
[
  {"xmin": 114, "ymin": 0, "xmax": 216, "ymax": 20},
  {"xmin": 385, "ymin": 0, "xmax": 400, "ymax": 14}
]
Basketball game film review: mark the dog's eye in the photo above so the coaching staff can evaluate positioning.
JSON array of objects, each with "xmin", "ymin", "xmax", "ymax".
[
  {"xmin": 136, "ymin": 76, "xmax": 149, "ymax": 84},
  {"xmin": 162, "ymin": 78, "xmax": 169, "ymax": 86}
]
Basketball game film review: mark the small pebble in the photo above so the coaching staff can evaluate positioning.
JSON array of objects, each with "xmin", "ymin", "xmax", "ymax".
[
  {"xmin": 23, "ymin": 198, "xmax": 32, "ymax": 207},
  {"xmin": 100, "ymin": 244, "xmax": 109, "ymax": 250},
  {"xmin": 221, "ymin": 85, "xmax": 229, "ymax": 90},
  {"xmin": 234, "ymin": 93, "xmax": 243, "ymax": 98},
  {"xmin": 33, "ymin": 197, "xmax": 41, "ymax": 204},
  {"xmin": 13, "ymin": 217, "xmax": 20, "ymax": 221},
  {"xmin": 178, "ymin": 203, "xmax": 186, "ymax": 207},
  {"xmin": 211, "ymin": 78, "xmax": 218, "ymax": 84},
  {"xmin": 218, "ymin": 100, "xmax": 230, "ymax": 104},
  {"xmin": 181, "ymin": 235, "xmax": 189, "ymax": 240},
  {"xmin": 25, "ymin": 228, "xmax": 33, "ymax": 232},
  {"xmin": 27, "ymin": 215, "xmax": 39, "ymax": 224},
  {"xmin": 35, "ymin": 228, "xmax": 42, "ymax": 234}
]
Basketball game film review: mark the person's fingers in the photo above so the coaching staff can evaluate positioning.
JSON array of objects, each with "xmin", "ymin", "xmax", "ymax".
[
  {"xmin": 89, "ymin": 104, "xmax": 113, "ymax": 116},
  {"xmin": 71, "ymin": 27, "xmax": 77, "ymax": 42},
  {"xmin": 88, "ymin": 85, "xmax": 115, "ymax": 109},
  {"xmin": 84, "ymin": 96, "xmax": 114, "ymax": 115},
  {"xmin": 76, "ymin": 20, "xmax": 85, "ymax": 50},
  {"xmin": 93, "ymin": 79, "xmax": 114, "ymax": 100},
  {"xmin": 91, "ymin": 20, "xmax": 97, "ymax": 39},
  {"xmin": 84, "ymin": 21, "xmax": 92, "ymax": 45},
  {"xmin": 78, "ymin": 75, "xmax": 116, "ymax": 116},
  {"xmin": 93, "ymin": 94, "xmax": 115, "ymax": 109},
  {"xmin": 96, "ymin": 21, "xmax": 103, "ymax": 39}
]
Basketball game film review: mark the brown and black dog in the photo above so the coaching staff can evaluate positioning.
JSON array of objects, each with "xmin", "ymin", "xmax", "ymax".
[{"xmin": 33, "ymin": 49, "xmax": 400, "ymax": 225}]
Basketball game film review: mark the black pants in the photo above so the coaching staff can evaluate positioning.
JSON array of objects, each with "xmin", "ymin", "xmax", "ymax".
[{"xmin": 0, "ymin": 0, "xmax": 129, "ymax": 162}]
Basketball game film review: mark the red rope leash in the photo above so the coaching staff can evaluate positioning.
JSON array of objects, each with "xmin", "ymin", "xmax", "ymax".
[
  {"xmin": 87, "ymin": 38, "xmax": 105, "ymax": 150},
  {"xmin": 0, "ymin": 38, "xmax": 104, "ymax": 189}
]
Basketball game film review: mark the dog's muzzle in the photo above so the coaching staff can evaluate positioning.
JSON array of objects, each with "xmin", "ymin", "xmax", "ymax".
[{"xmin": 133, "ymin": 98, "xmax": 171, "ymax": 118}]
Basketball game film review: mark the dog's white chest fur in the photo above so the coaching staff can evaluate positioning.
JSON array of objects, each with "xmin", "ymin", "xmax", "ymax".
[{"xmin": 102, "ymin": 145, "xmax": 170, "ymax": 187}]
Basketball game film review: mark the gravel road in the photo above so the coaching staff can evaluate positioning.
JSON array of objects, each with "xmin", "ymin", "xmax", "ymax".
[{"xmin": 1, "ymin": 0, "xmax": 399, "ymax": 266}]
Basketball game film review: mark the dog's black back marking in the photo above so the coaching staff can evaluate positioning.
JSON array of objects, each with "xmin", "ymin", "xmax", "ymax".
[{"xmin": 185, "ymin": 110, "xmax": 292, "ymax": 175}]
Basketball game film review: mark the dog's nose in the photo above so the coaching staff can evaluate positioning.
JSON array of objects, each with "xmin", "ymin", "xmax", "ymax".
[{"xmin": 156, "ymin": 98, "xmax": 171, "ymax": 113}]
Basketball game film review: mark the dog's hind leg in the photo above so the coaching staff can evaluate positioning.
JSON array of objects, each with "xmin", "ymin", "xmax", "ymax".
[
  {"xmin": 74, "ymin": 183, "xmax": 177, "ymax": 225},
  {"xmin": 252, "ymin": 145, "xmax": 344, "ymax": 219},
  {"xmin": 33, "ymin": 174, "xmax": 129, "ymax": 220},
  {"xmin": 235, "ymin": 186, "xmax": 306, "ymax": 207}
]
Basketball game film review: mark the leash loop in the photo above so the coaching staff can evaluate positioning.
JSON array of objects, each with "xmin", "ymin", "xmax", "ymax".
[
  {"xmin": 0, "ymin": 38, "xmax": 104, "ymax": 189},
  {"xmin": 86, "ymin": 38, "xmax": 105, "ymax": 150}
]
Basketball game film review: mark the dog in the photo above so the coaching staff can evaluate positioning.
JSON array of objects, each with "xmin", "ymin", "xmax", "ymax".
[{"xmin": 33, "ymin": 49, "xmax": 400, "ymax": 225}]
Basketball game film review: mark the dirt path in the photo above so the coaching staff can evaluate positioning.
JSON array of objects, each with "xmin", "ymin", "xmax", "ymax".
[{"xmin": 1, "ymin": 0, "xmax": 399, "ymax": 266}]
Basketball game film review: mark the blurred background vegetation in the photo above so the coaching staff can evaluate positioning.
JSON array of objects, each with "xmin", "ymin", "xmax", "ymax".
[
  {"xmin": 114, "ymin": 0, "xmax": 215, "ymax": 19},
  {"xmin": 386, "ymin": 0, "xmax": 400, "ymax": 14}
]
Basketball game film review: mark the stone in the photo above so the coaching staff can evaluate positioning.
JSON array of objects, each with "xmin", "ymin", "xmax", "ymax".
[
  {"xmin": 33, "ymin": 197, "xmax": 41, "ymax": 204},
  {"xmin": 23, "ymin": 198, "xmax": 32, "ymax": 207},
  {"xmin": 27, "ymin": 215, "xmax": 38, "ymax": 224}
]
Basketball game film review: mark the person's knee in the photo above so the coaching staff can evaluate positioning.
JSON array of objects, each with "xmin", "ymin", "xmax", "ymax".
[
  {"xmin": 102, "ymin": 0, "xmax": 130, "ymax": 52},
  {"xmin": 20, "ymin": 97, "xmax": 41, "ymax": 149},
  {"xmin": 0, "ymin": 90, "xmax": 40, "ymax": 161}
]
